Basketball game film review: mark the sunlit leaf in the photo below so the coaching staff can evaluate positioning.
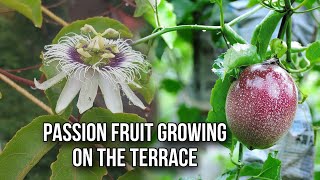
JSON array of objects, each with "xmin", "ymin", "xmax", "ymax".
[
  {"xmin": 306, "ymin": 41, "xmax": 320, "ymax": 64},
  {"xmin": 251, "ymin": 11, "xmax": 284, "ymax": 59},
  {"xmin": 222, "ymin": 43, "xmax": 261, "ymax": 79},
  {"xmin": 144, "ymin": 0, "xmax": 177, "ymax": 49},
  {"xmin": 0, "ymin": 0, "xmax": 42, "ymax": 27}
]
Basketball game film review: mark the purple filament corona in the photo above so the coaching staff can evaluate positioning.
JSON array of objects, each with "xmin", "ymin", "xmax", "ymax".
[
  {"xmin": 68, "ymin": 47, "xmax": 125, "ymax": 68},
  {"xmin": 68, "ymin": 47, "xmax": 83, "ymax": 63}
]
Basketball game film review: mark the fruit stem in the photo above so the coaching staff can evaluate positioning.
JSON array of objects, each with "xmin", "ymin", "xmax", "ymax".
[{"xmin": 235, "ymin": 143, "xmax": 243, "ymax": 180}]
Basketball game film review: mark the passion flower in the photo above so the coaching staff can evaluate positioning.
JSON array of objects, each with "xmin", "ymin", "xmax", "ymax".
[{"xmin": 35, "ymin": 24, "xmax": 149, "ymax": 114}]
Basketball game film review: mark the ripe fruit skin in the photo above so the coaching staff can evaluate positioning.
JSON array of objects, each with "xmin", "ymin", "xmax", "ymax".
[{"xmin": 226, "ymin": 64, "xmax": 298, "ymax": 149}]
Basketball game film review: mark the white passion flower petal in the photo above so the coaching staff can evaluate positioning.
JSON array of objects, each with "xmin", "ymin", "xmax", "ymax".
[
  {"xmin": 77, "ymin": 71, "xmax": 99, "ymax": 114},
  {"xmin": 120, "ymin": 83, "xmax": 146, "ymax": 110},
  {"xmin": 34, "ymin": 72, "xmax": 66, "ymax": 90},
  {"xmin": 98, "ymin": 73, "xmax": 123, "ymax": 113},
  {"xmin": 55, "ymin": 76, "xmax": 82, "ymax": 114}
]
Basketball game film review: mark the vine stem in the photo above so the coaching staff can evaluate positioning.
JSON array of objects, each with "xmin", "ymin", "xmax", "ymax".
[
  {"xmin": 293, "ymin": 0, "xmax": 308, "ymax": 10},
  {"xmin": 132, "ymin": 4, "xmax": 263, "ymax": 46},
  {"xmin": 41, "ymin": 6, "xmax": 69, "ymax": 27},
  {"xmin": 0, "ymin": 73, "xmax": 53, "ymax": 114},
  {"xmin": 294, "ymin": 6, "xmax": 320, "ymax": 13},
  {"xmin": 154, "ymin": 1, "xmax": 161, "ymax": 27},
  {"xmin": 286, "ymin": 17, "xmax": 293, "ymax": 64},
  {"xmin": 132, "ymin": 25, "xmax": 220, "ymax": 45},
  {"xmin": 0, "ymin": 68, "xmax": 35, "ymax": 87},
  {"xmin": 235, "ymin": 143, "xmax": 243, "ymax": 180},
  {"xmin": 228, "ymin": 5, "xmax": 263, "ymax": 26}
]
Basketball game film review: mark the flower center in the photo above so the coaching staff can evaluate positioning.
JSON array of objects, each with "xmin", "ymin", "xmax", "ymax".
[{"xmin": 75, "ymin": 25, "xmax": 121, "ymax": 66}]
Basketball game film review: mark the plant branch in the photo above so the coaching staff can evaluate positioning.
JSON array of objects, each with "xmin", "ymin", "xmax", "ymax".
[
  {"xmin": 0, "ymin": 68, "xmax": 35, "ymax": 87},
  {"xmin": 154, "ymin": 1, "xmax": 161, "ymax": 27},
  {"xmin": 132, "ymin": 25, "xmax": 220, "ymax": 45},
  {"xmin": 41, "ymin": 6, "xmax": 69, "ymax": 27},
  {"xmin": 293, "ymin": 0, "xmax": 308, "ymax": 10},
  {"xmin": 6, "ymin": 64, "xmax": 41, "ymax": 73},
  {"xmin": 277, "ymin": 11, "xmax": 293, "ymax": 39},
  {"xmin": 0, "ymin": 73, "xmax": 53, "ymax": 114},
  {"xmin": 0, "ymin": 68, "xmax": 79, "ymax": 123},
  {"xmin": 132, "ymin": 4, "xmax": 261, "ymax": 46},
  {"xmin": 286, "ymin": 17, "xmax": 293, "ymax": 63},
  {"xmin": 294, "ymin": 6, "xmax": 320, "ymax": 13},
  {"xmin": 228, "ymin": 5, "xmax": 263, "ymax": 26},
  {"xmin": 217, "ymin": 2, "xmax": 225, "ymax": 29}
]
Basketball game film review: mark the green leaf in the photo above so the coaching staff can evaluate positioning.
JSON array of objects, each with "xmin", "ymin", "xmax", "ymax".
[
  {"xmin": 253, "ymin": 153, "xmax": 281, "ymax": 180},
  {"xmin": 144, "ymin": 0, "xmax": 177, "ymax": 49},
  {"xmin": 118, "ymin": 168, "xmax": 145, "ymax": 180},
  {"xmin": 130, "ymin": 69, "xmax": 156, "ymax": 104},
  {"xmin": 0, "ymin": 0, "xmax": 42, "ymax": 27},
  {"xmin": 270, "ymin": 38, "xmax": 287, "ymax": 58},
  {"xmin": 135, "ymin": 79, "xmax": 156, "ymax": 104},
  {"xmin": 251, "ymin": 11, "xmax": 284, "ymax": 59},
  {"xmin": 40, "ymin": 62, "xmax": 73, "ymax": 119},
  {"xmin": 216, "ymin": 169, "xmax": 237, "ymax": 180},
  {"xmin": 160, "ymin": 78, "xmax": 184, "ymax": 94},
  {"xmin": 306, "ymin": 41, "xmax": 320, "ymax": 64},
  {"xmin": 134, "ymin": 0, "xmax": 154, "ymax": 17},
  {"xmin": 171, "ymin": 0, "xmax": 195, "ymax": 24},
  {"xmin": 210, "ymin": 0, "xmax": 222, "ymax": 5},
  {"xmin": 206, "ymin": 75, "xmax": 234, "ymax": 150},
  {"xmin": 118, "ymin": 168, "xmax": 164, "ymax": 180},
  {"xmin": 50, "ymin": 143, "xmax": 106, "ymax": 180},
  {"xmin": 222, "ymin": 24, "xmax": 247, "ymax": 45},
  {"xmin": 177, "ymin": 104, "xmax": 202, "ymax": 123},
  {"xmin": 223, "ymin": 44, "xmax": 261, "ymax": 78},
  {"xmin": 0, "ymin": 115, "xmax": 66, "ymax": 179},
  {"xmin": 247, "ymin": 0, "xmax": 260, "ymax": 7},
  {"xmin": 212, "ymin": 54, "xmax": 225, "ymax": 79},
  {"xmin": 313, "ymin": 121, "xmax": 320, "ymax": 129},
  {"xmin": 53, "ymin": 17, "xmax": 133, "ymax": 44},
  {"xmin": 240, "ymin": 162, "xmax": 263, "ymax": 177},
  {"xmin": 81, "ymin": 108, "xmax": 146, "ymax": 123}
]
